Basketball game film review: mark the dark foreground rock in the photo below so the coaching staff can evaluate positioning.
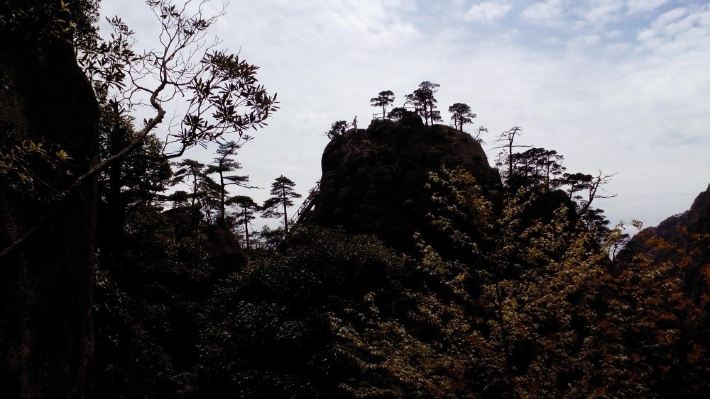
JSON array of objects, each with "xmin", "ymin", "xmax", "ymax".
[{"xmin": 0, "ymin": 13, "xmax": 99, "ymax": 399}]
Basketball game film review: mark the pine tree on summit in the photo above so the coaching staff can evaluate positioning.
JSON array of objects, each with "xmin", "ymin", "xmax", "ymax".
[
  {"xmin": 370, "ymin": 90, "xmax": 395, "ymax": 119},
  {"xmin": 406, "ymin": 81, "xmax": 440, "ymax": 126},
  {"xmin": 448, "ymin": 102, "xmax": 476, "ymax": 131},
  {"xmin": 326, "ymin": 120, "xmax": 348, "ymax": 139},
  {"xmin": 262, "ymin": 175, "xmax": 302, "ymax": 234}
]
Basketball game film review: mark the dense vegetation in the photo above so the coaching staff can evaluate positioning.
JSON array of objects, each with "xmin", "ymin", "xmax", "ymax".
[{"xmin": 1, "ymin": 1, "xmax": 708, "ymax": 398}]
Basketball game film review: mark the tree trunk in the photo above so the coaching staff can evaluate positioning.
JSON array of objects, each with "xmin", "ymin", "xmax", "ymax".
[
  {"xmin": 219, "ymin": 170, "xmax": 226, "ymax": 226},
  {"xmin": 106, "ymin": 103, "xmax": 125, "ymax": 264},
  {"xmin": 107, "ymin": 104, "xmax": 124, "ymax": 240},
  {"xmin": 243, "ymin": 205, "xmax": 250, "ymax": 249},
  {"xmin": 508, "ymin": 143, "xmax": 514, "ymax": 182},
  {"xmin": 281, "ymin": 184, "xmax": 288, "ymax": 234},
  {"xmin": 192, "ymin": 171, "xmax": 198, "ymax": 207}
]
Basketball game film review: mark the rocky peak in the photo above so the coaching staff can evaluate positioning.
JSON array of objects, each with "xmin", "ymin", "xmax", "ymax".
[
  {"xmin": 620, "ymin": 183, "xmax": 710, "ymax": 302},
  {"xmin": 306, "ymin": 115, "xmax": 501, "ymax": 249}
]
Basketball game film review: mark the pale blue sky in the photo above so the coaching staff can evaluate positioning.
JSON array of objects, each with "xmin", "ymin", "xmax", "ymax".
[{"xmin": 101, "ymin": 0, "xmax": 710, "ymax": 229}]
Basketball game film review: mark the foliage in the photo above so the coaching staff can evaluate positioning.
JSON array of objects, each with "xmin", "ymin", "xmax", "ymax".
[
  {"xmin": 370, "ymin": 90, "xmax": 395, "ymax": 119},
  {"xmin": 387, "ymin": 106, "xmax": 412, "ymax": 121},
  {"xmin": 448, "ymin": 102, "xmax": 476, "ymax": 131},
  {"xmin": 93, "ymin": 200, "xmax": 223, "ymax": 398},
  {"xmin": 410, "ymin": 166, "xmax": 709, "ymax": 398},
  {"xmin": 0, "ymin": 136, "xmax": 75, "ymax": 196},
  {"xmin": 0, "ymin": 0, "xmax": 100, "ymax": 42},
  {"xmin": 204, "ymin": 141, "xmax": 251, "ymax": 225},
  {"xmin": 406, "ymin": 81, "xmax": 441, "ymax": 126},
  {"xmin": 228, "ymin": 195, "xmax": 259, "ymax": 249},
  {"xmin": 262, "ymin": 175, "xmax": 302, "ymax": 233},
  {"xmin": 326, "ymin": 120, "xmax": 348, "ymax": 140},
  {"xmin": 198, "ymin": 226, "xmax": 404, "ymax": 397}
]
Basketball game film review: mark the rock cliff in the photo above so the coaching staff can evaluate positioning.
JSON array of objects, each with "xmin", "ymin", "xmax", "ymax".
[
  {"xmin": 621, "ymin": 183, "xmax": 710, "ymax": 302},
  {"xmin": 0, "ymin": 8, "xmax": 99, "ymax": 397},
  {"xmin": 308, "ymin": 115, "xmax": 501, "ymax": 249}
]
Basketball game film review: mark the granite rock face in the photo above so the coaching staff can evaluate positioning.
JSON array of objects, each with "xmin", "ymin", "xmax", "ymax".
[
  {"xmin": 0, "ymin": 20, "xmax": 99, "ymax": 398},
  {"xmin": 308, "ymin": 115, "xmax": 501, "ymax": 249}
]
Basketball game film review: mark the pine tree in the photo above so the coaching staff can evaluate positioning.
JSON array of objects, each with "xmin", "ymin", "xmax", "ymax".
[
  {"xmin": 326, "ymin": 120, "xmax": 348, "ymax": 140},
  {"xmin": 205, "ymin": 141, "xmax": 250, "ymax": 225},
  {"xmin": 448, "ymin": 102, "xmax": 476, "ymax": 131},
  {"xmin": 228, "ymin": 195, "xmax": 259, "ymax": 248},
  {"xmin": 262, "ymin": 175, "xmax": 302, "ymax": 234},
  {"xmin": 406, "ymin": 81, "xmax": 440, "ymax": 126},
  {"xmin": 172, "ymin": 159, "xmax": 206, "ymax": 207},
  {"xmin": 370, "ymin": 90, "xmax": 395, "ymax": 119},
  {"xmin": 197, "ymin": 173, "xmax": 222, "ymax": 223},
  {"xmin": 509, "ymin": 147, "xmax": 565, "ymax": 189},
  {"xmin": 387, "ymin": 107, "xmax": 409, "ymax": 120},
  {"xmin": 494, "ymin": 126, "xmax": 527, "ymax": 187}
]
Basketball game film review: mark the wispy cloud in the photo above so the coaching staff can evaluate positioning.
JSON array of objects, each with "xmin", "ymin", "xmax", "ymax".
[
  {"xmin": 575, "ymin": 0, "xmax": 626, "ymax": 29},
  {"xmin": 462, "ymin": 1, "xmax": 513, "ymax": 23},
  {"xmin": 627, "ymin": 0, "xmax": 669, "ymax": 15},
  {"xmin": 637, "ymin": 5, "xmax": 710, "ymax": 54},
  {"xmin": 521, "ymin": 0, "xmax": 566, "ymax": 27},
  {"xmin": 99, "ymin": 0, "xmax": 710, "ymax": 228}
]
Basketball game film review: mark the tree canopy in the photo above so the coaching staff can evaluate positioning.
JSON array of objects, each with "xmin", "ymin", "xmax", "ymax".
[
  {"xmin": 326, "ymin": 120, "xmax": 348, "ymax": 139},
  {"xmin": 370, "ymin": 90, "xmax": 395, "ymax": 119},
  {"xmin": 262, "ymin": 175, "xmax": 302, "ymax": 234},
  {"xmin": 406, "ymin": 81, "xmax": 441, "ymax": 126},
  {"xmin": 448, "ymin": 102, "xmax": 476, "ymax": 131}
]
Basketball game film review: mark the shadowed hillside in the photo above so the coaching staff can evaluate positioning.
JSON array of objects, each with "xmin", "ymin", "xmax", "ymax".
[{"xmin": 621, "ymin": 183, "xmax": 710, "ymax": 302}]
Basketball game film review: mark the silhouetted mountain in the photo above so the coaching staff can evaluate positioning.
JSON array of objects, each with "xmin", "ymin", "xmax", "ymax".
[
  {"xmin": 308, "ymin": 114, "xmax": 501, "ymax": 250},
  {"xmin": 654, "ymin": 184, "xmax": 710, "ymax": 239},
  {"xmin": 620, "ymin": 183, "xmax": 710, "ymax": 302}
]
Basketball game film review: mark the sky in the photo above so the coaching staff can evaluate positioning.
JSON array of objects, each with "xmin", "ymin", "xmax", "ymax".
[{"xmin": 100, "ymin": 0, "xmax": 710, "ymax": 230}]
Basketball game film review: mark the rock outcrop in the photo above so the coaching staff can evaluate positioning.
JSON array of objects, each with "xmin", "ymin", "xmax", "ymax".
[
  {"xmin": 621, "ymin": 183, "xmax": 710, "ymax": 302},
  {"xmin": 308, "ymin": 115, "xmax": 501, "ymax": 249},
  {"xmin": 0, "ymin": 8, "xmax": 99, "ymax": 397}
]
